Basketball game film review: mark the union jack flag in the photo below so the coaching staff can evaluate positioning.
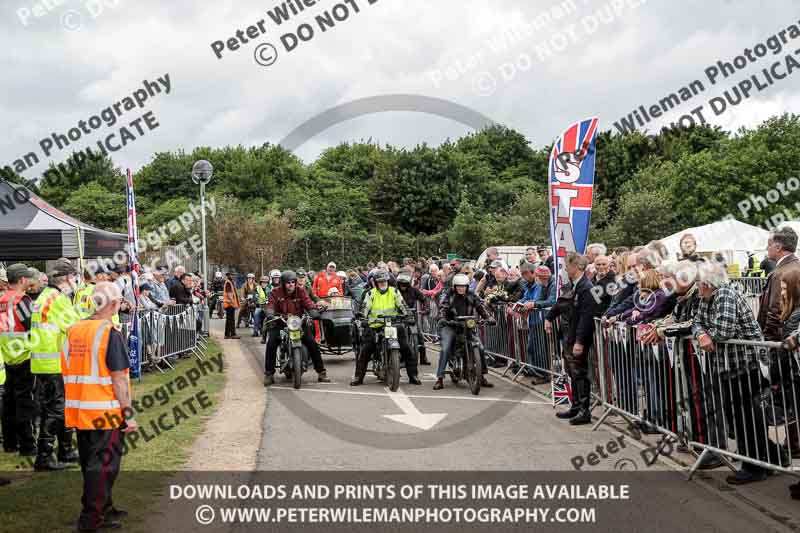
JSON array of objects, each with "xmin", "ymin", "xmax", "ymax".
[
  {"xmin": 548, "ymin": 118, "xmax": 599, "ymax": 295},
  {"xmin": 126, "ymin": 168, "xmax": 141, "ymax": 378}
]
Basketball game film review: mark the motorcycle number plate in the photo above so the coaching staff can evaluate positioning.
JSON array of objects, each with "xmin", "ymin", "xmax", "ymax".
[
  {"xmin": 384, "ymin": 326, "xmax": 398, "ymax": 339},
  {"xmin": 466, "ymin": 319, "xmax": 476, "ymax": 329},
  {"xmin": 289, "ymin": 330, "xmax": 302, "ymax": 341}
]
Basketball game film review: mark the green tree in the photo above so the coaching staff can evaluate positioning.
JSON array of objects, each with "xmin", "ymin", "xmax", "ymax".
[{"xmin": 61, "ymin": 181, "xmax": 126, "ymax": 231}]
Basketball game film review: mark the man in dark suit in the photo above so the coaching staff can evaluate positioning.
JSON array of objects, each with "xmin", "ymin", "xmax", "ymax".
[
  {"xmin": 545, "ymin": 252, "xmax": 599, "ymax": 425},
  {"xmin": 758, "ymin": 226, "xmax": 799, "ymax": 341}
]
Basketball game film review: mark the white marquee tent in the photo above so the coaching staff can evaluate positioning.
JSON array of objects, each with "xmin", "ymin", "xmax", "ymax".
[{"xmin": 659, "ymin": 218, "xmax": 769, "ymax": 268}]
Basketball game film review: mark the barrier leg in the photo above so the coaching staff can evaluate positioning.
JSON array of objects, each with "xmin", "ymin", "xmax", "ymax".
[
  {"xmin": 591, "ymin": 406, "xmax": 614, "ymax": 431},
  {"xmin": 687, "ymin": 448, "xmax": 710, "ymax": 481}
]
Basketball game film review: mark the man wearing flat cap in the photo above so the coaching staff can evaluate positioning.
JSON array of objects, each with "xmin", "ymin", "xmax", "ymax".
[
  {"xmin": 0, "ymin": 263, "xmax": 37, "ymax": 458},
  {"xmin": 29, "ymin": 258, "xmax": 83, "ymax": 470}
]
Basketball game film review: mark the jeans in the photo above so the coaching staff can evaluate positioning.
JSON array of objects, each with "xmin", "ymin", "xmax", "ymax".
[
  {"xmin": 436, "ymin": 326, "xmax": 488, "ymax": 379},
  {"xmin": 253, "ymin": 308, "xmax": 264, "ymax": 336}
]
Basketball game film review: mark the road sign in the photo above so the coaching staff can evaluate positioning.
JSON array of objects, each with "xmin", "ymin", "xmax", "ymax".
[{"xmin": 446, "ymin": 253, "xmax": 457, "ymax": 260}]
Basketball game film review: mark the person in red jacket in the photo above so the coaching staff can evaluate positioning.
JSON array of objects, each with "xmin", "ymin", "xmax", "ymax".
[
  {"xmin": 263, "ymin": 271, "xmax": 330, "ymax": 386},
  {"xmin": 312, "ymin": 262, "xmax": 344, "ymax": 299}
]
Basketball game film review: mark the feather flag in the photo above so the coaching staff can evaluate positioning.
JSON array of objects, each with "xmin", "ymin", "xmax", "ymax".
[
  {"xmin": 548, "ymin": 117, "xmax": 599, "ymax": 295},
  {"xmin": 126, "ymin": 168, "xmax": 142, "ymax": 378}
]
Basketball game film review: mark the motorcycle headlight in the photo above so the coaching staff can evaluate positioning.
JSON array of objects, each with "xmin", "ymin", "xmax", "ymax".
[
  {"xmin": 287, "ymin": 316, "xmax": 302, "ymax": 330},
  {"xmin": 466, "ymin": 319, "xmax": 476, "ymax": 329}
]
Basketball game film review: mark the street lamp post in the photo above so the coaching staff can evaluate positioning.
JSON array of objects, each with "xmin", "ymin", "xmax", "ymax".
[{"xmin": 192, "ymin": 160, "xmax": 213, "ymax": 333}]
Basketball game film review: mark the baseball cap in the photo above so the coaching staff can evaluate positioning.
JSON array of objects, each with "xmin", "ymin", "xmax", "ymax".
[
  {"xmin": 490, "ymin": 259, "xmax": 504, "ymax": 269},
  {"xmin": 139, "ymin": 283, "xmax": 153, "ymax": 291},
  {"xmin": 6, "ymin": 263, "xmax": 35, "ymax": 283},
  {"xmin": 50, "ymin": 257, "xmax": 77, "ymax": 277}
]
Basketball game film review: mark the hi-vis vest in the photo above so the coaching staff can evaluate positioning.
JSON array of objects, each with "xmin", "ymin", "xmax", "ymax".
[
  {"xmin": 0, "ymin": 289, "xmax": 30, "ymax": 370},
  {"xmin": 73, "ymin": 283, "xmax": 121, "ymax": 328},
  {"xmin": 62, "ymin": 320, "xmax": 130, "ymax": 430},
  {"xmin": 30, "ymin": 287, "xmax": 80, "ymax": 374},
  {"xmin": 74, "ymin": 283, "xmax": 95, "ymax": 318},
  {"xmin": 256, "ymin": 285, "xmax": 267, "ymax": 305},
  {"xmin": 367, "ymin": 287, "xmax": 401, "ymax": 328}
]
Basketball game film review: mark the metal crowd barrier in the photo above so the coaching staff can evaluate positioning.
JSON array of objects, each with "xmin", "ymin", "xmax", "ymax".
[
  {"xmin": 121, "ymin": 304, "xmax": 207, "ymax": 374},
  {"xmin": 591, "ymin": 317, "xmax": 800, "ymax": 478}
]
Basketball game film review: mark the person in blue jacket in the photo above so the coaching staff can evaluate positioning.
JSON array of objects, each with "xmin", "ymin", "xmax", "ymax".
[{"xmin": 517, "ymin": 263, "xmax": 556, "ymax": 384}]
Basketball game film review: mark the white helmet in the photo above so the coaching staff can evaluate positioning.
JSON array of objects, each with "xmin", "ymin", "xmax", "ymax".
[
  {"xmin": 337, "ymin": 271, "xmax": 346, "ymax": 278},
  {"xmin": 453, "ymin": 274, "xmax": 470, "ymax": 287},
  {"xmin": 327, "ymin": 287, "xmax": 340, "ymax": 297},
  {"xmin": 269, "ymin": 269, "xmax": 281, "ymax": 278},
  {"xmin": 215, "ymin": 271, "xmax": 223, "ymax": 279}
]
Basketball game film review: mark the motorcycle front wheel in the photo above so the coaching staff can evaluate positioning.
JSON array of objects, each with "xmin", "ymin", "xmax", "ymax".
[
  {"xmin": 292, "ymin": 347, "xmax": 303, "ymax": 389},
  {"xmin": 468, "ymin": 344, "xmax": 482, "ymax": 396},
  {"xmin": 388, "ymin": 348, "xmax": 400, "ymax": 392}
]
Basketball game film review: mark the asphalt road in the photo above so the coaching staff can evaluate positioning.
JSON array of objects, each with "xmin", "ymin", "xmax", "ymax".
[{"xmin": 219, "ymin": 323, "xmax": 796, "ymax": 532}]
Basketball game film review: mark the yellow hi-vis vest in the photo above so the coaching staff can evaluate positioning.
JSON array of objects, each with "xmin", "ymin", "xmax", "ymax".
[
  {"xmin": 74, "ymin": 283, "xmax": 95, "ymax": 319},
  {"xmin": 256, "ymin": 285, "xmax": 267, "ymax": 305},
  {"xmin": 368, "ymin": 287, "xmax": 401, "ymax": 328},
  {"xmin": 73, "ymin": 283, "xmax": 121, "ymax": 328},
  {"xmin": 30, "ymin": 287, "xmax": 81, "ymax": 374}
]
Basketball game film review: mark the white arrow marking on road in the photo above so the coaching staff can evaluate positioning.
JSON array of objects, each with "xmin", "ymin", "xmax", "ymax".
[{"xmin": 383, "ymin": 387, "xmax": 447, "ymax": 430}]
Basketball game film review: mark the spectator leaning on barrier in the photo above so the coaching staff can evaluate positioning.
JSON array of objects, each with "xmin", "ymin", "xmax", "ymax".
[
  {"xmin": 779, "ymin": 268, "xmax": 800, "ymax": 500},
  {"xmin": 692, "ymin": 260, "xmax": 784, "ymax": 485},
  {"xmin": 758, "ymin": 226, "xmax": 799, "ymax": 341},
  {"xmin": 166, "ymin": 265, "xmax": 185, "ymax": 292},
  {"xmin": 778, "ymin": 267, "xmax": 800, "ymax": 462},
  {"xmin": 0, "ymin": 263, "xmax": 37, "ymax": 459},
  {"xmin": 591, "ymin": 255, "xmax": 616, "ymax": 315},
  {"xmin": 603, "ymin": 252, "xmax": 639, "ymax": 320},
  {"xmin": 63, "ymin": 281, "xmax": 135, "ymax": 531},
  {"xmin": 169, "ymin": 273, "xmax": 194, "ymax": 305},
  {"xmin": 518, "ymin": 263, "xmax": 556, "ymax": 385},
  {"xmin": 546, "ymin": 253, "xmax": 598, "ymax": 425},
  {"xmin": 616, "ymin": 269, "xmax": 676, "ymax": 326},
  {"xmin": 138, "ymin": 284, "xmax": 158, "ymax": 311},
  {"xmin": 150, "ymin": 267, "xmax": 172, "ymax": 308}
]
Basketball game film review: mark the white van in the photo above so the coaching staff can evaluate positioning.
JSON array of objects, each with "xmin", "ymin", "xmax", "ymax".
[{"xmin": 475, "ymin": 246, "xmax": 535, "ymax": 270}]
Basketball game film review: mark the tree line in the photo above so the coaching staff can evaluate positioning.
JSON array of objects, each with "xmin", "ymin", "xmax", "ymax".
[{"xmin": 2, "ymin": 113, "xmax": 799, "ymax": 272}]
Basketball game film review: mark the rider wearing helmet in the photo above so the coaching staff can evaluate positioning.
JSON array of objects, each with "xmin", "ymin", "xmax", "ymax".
[
  {"xmin": 238, "ymin": 273, "xmax": 259, "ymax": 328},
  {"xmin": 396, "ymin": 271, "xmax": 430, "ymax": 365},
  {"xmin": 261, "ymin": 269, "xmax": 282, "ymax": 344},
  {"xmin": 351, "ymin": 270, "xmax": 421, "ymax": 386},
  {"xmin": 263, "ymin": 271, "xmax": 330, "ymax": 386},
  {"xmin": 433, "ymin": 273, "xmax": 495, "ymax": 390}
]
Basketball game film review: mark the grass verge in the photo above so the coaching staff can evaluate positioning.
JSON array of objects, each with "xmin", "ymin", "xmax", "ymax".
[{"xmin": 0, "ymin": 338, "xmax": 225, "ymax": 533}]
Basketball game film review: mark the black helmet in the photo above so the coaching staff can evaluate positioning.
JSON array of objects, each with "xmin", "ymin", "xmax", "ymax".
[
  {"xmin": 297, "ymin": 269, "xmax": 307, "ymax": 278},
  {"xmin": 281, "ymin": 270, "xmax": 298, "ymax": 285}
]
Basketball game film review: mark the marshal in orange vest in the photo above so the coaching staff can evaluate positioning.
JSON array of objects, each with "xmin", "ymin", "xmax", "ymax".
[{"xmin": 62, "ymin": 320, "xmax": 130, "ymax": 430}]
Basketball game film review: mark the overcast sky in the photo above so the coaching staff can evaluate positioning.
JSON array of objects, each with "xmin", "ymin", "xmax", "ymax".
[{"xmin": 2, "ymin": 0, "xmax": 798, "ymax": 180}]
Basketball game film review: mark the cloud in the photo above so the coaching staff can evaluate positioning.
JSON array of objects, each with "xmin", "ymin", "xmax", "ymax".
[{"xmin": 1, "ymin": 0, "xmax": 797, "ymax": 178}]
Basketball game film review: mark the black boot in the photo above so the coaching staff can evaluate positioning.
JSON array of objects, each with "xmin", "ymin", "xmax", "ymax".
[
  {"xmin": 408, "ymin": 376, "xmax": 422, "ymax": 385},
  {"xmin": 350, "ymin": 376, "xmax": 364, "ymax": 386},
  {"xmin": 34, "ymin": 443, "xmax": 71, "ymax": 472},
  {"xmin": 58, "ymin": 429, "xmax": 79, "ymax": 463},
  {"xmin": 569, "ymin": 410, "xmax": 592, "ymax": 425},
  {"xmin": 263, "ymin": 373, "xmax": 274, "ymax": 387},
  {"xmin": 556, "ymin": 407, "xmax": 580, "ymax": 419},
  {"xmin": 433, "ymin": 378, "xmax": 444, "ymax": 390}
]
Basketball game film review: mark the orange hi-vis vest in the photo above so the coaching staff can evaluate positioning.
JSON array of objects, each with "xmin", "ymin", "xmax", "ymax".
[{"xmin": 62, "ymin": 319, "xmax": 130, "ymax": 430}]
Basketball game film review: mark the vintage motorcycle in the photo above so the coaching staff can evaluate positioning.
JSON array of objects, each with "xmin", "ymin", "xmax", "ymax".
[
  {"xmin": 269, "ymin": 314, "xmax": 312, "ymax": 389},
  {"xmin": 443, "ymin": 315, "xmax": 490, "ymax": 395}
]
